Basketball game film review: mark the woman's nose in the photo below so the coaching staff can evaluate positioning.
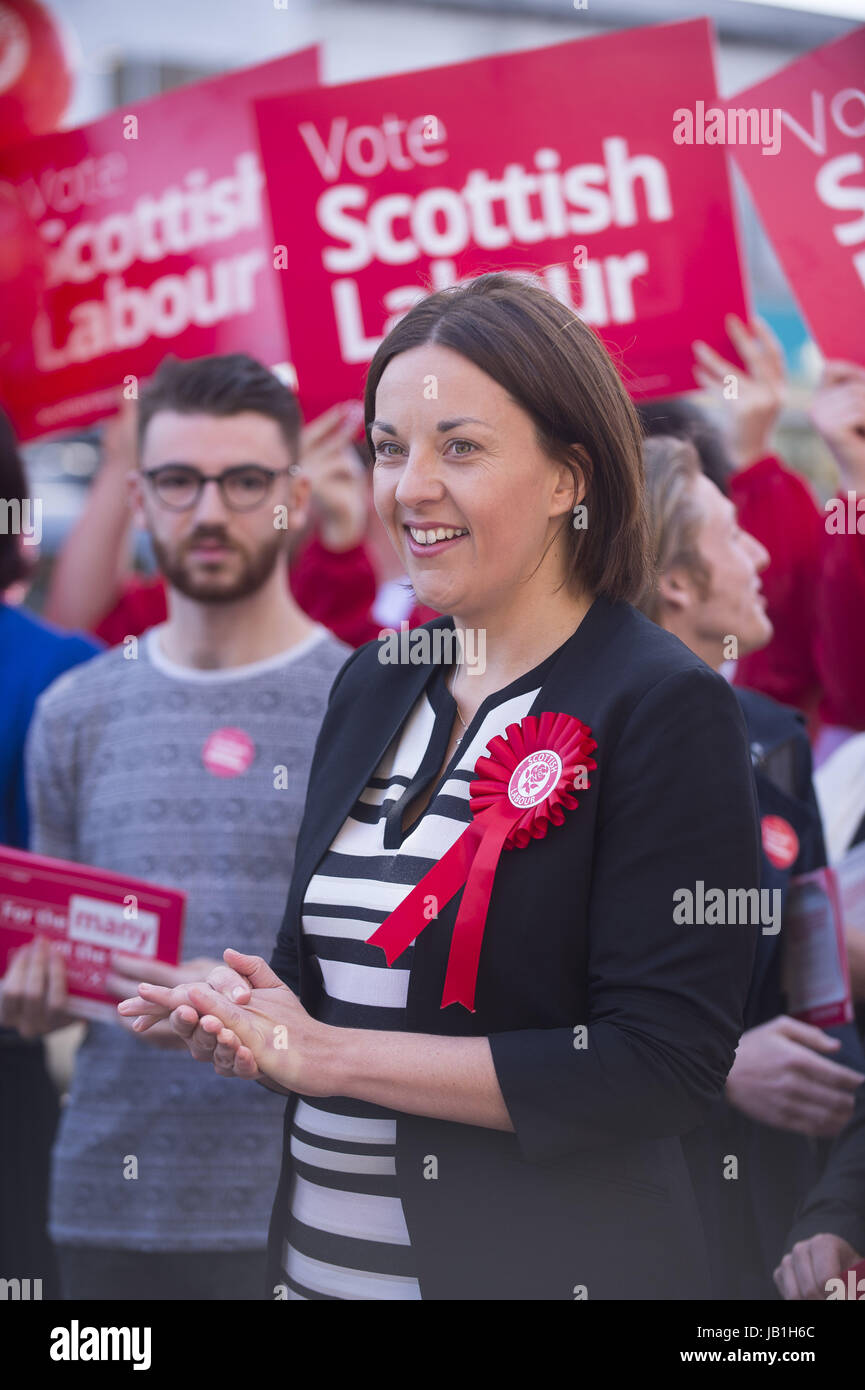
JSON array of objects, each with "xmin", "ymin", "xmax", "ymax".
[{"xmin": 394, "ymin": 448, "xmax": 445, "ymax": 507}]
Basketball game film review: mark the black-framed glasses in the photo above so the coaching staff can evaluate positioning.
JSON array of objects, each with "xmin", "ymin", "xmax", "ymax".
[{"xmin": 142, "ymin": 463, "xmax": 297, "ymax": 512}]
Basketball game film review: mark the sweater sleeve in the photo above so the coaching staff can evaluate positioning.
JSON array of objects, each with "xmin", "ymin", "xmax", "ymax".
[
  {"xmin": 729, "ymin": 455, "xmax": 822, "ymax": 715},
  {"xmin": 487, "ymin": 664, "xmax": 761, "ymax": 1164}
]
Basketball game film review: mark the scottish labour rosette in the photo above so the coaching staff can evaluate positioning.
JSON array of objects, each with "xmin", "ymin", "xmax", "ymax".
[{"xmin": 368, "ymin": 711, "xmax": 597, "ymax": 1011}]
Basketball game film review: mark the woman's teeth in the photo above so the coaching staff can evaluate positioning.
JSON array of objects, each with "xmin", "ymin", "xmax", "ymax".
[{"xmin": 409, "ymin": 526, "xmax": 469, "ymax": 545}]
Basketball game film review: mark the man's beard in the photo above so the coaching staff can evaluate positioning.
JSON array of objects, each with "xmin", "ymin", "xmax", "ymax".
[{"xmin": 151, "ymin": 527, "xmax": 287, "ymax": 604}]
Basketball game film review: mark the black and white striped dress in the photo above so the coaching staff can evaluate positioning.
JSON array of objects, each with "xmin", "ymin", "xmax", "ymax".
[{"xmin": 278, "ymin": 659, "xmax": 550, "ymax": 1299}]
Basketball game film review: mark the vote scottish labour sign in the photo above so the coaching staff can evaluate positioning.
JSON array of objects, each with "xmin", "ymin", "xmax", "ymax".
[
  {"xmin": 0, "ymin": 45, "xmax": 319, "ymax": 440},
  {"xmin": 253, "ymin": 18, "xmax": 748, "ymax": 416},
  {"xmin": 727, "ymin": 27, "xmax": 865, "ymax": 366}
]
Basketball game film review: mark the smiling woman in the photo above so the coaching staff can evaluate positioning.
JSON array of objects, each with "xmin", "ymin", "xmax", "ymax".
[
  {"xmin": 364, "ymin": 270, "xmax": 649, "ymax": 626},
  {"xmin": 126, "ymin": 271, "xmax": 762, "ymax": 1301}
]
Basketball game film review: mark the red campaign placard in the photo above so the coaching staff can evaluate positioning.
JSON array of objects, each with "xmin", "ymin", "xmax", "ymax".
[
  {"xmin": 0, "ymin": 45, "xmax": 320, "ymax": 441},
  {"xmin": 252, "ymin": 18, "xmax": 749, "ymax": 417},
  {"xmin": 0, "ymin": 845, "xmax": 186, "ymax": 1022},
  {"xmin": 727, "ymin": 27, "xmax": 865, "ymax": 365}
]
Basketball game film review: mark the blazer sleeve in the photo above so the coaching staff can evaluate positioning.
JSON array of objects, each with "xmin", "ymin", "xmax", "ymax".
[
  {"xmin": 488, "ymin": 664, "xmax": 761, "ymax": 1164},
  {"xmin": 268, "ymin": 641, "xmax": 366, "ymax": 990}
]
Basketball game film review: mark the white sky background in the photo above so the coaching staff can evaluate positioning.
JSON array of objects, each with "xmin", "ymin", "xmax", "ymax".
[
  {"xmin": 50, "ymin": 0, "xmax": 863, "ymax": 128},
  {"xmin": 732, "ymin": 0, "xmax": 865, "ymax": 16}
]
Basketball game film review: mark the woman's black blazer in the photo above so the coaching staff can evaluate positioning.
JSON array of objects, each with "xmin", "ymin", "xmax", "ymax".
[{"xmin": 268, "ymin": 595, "xmax": 762, "ymax": 1300}]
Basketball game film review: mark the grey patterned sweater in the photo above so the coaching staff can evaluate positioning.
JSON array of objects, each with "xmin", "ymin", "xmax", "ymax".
[{"xmin": 25, "ymin": 623, "xmax": 348, "ymax": 1252}]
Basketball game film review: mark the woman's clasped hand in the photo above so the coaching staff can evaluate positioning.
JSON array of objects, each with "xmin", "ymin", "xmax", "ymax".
[{"xmin": 116, "ymin": 947, "xmax": 332, "ymax": 1093}]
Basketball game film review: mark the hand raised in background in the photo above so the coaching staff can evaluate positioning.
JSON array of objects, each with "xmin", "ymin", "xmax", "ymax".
[
  {"xmin": 298, "ymin": 401, "xmax": 369, "ymax": 552},
  {"xmin": 692, "ymin": 313, "xmax": 786, "ymax": 470}
]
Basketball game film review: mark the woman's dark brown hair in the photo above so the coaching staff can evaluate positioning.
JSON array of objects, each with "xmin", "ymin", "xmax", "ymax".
[{"xmin": 362, "ymin": 271, "xmax": 650, "ymax": 603}]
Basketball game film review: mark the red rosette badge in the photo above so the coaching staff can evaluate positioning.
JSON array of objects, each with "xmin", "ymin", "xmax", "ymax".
[{"xmin": 368, "ymin": 712, "xmax": 597, "ymax": 1011}]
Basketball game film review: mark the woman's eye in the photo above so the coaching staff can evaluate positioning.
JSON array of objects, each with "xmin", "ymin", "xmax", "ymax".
[{"xmin": 372, "ymin": 439, "xmax": 476, "ymax": 459}]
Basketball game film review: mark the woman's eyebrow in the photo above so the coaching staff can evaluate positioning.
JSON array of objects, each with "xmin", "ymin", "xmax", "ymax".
[
  {"xmin": 436, "ymin": 417, "xmax": 492, "ymax": 432},
  {"xmin": 369, "ymin": 417, "xmax": 492, "ymax": 433}
]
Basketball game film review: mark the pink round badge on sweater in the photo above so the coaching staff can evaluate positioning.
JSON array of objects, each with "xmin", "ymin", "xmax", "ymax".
[{"xmin": 202, "ymin": 727, "xmax": 255, "ymax": 778}]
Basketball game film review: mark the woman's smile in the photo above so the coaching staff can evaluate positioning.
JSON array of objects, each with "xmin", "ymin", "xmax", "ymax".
[{"xmin": 404, "ymin": 521, "xmax": 470, "ymax": 557}]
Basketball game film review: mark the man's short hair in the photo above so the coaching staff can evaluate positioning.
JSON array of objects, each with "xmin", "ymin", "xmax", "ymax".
[
  {"xmin": 138, "ymin": 354, "xmax": 302, "ymax": 463},
  {"xmin": 638, "ymin": 398, "xmax": 732, "ymax": 495}
]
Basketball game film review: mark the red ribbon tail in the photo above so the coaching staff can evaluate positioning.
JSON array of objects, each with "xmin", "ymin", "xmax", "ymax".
[
  {"xmin": 367, "ymin": 820, "xmax": 484, "ymax": 964},
  {"xmin": 440, "ymin": 801, "xmax": 517, "ymax": 1012}
]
